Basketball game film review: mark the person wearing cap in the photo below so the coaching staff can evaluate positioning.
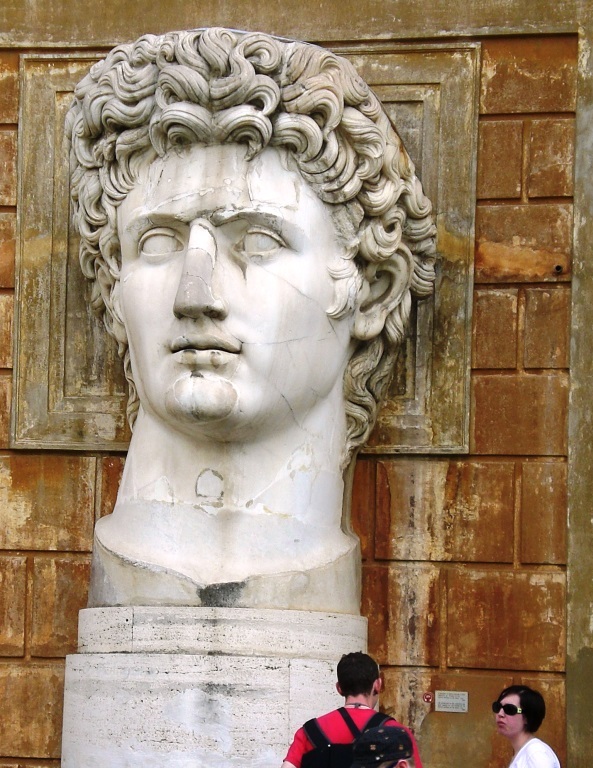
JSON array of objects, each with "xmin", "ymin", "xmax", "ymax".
[
  {"xmin": 351, "ymin": 725, "xmax": 416, "ymax": 768},
  {"xmin": 281, "ymin": 652, "xmax": 422, "ymax": 768},
  {"xmin": 492, "ymin": 685, "xmax": 560, "ymax": 767}
]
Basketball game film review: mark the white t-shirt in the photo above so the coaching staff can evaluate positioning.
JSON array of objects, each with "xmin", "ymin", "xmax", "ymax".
[{"xmin": 509, "ymin": 738, "xmax": 560, "ymax": 768}]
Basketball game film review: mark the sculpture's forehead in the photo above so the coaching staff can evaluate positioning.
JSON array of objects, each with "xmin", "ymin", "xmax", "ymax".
[{"xmin": 121, "ymin": 143, "xmax": 313, "ymax": 222}]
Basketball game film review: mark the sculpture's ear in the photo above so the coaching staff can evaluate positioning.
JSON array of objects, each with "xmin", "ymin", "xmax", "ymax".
[{"xmin": 352, "ymin": 252, "xmax": 413, "ymax": 340}]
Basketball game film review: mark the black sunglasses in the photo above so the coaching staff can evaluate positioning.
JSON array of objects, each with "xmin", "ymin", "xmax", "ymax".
[{"xmin": 492, "ymin": 701, "xmax": 523, "ymax": 716}]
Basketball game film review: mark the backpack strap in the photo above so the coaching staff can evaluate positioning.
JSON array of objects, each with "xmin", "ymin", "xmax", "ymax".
[
  {"xmin": 304, "ymin": 707, "xmax": 364, "ymax": 750},
  {"xmin": 303, "ymin": 709, "xmax": 391, "ymax": 751},
  {"xmin": 363, "ymin": 712, "xmax": 393, "ymax": 732},
  {"xmin": 303, "ymin": 718, "xmax": 332, "ymax": 750},
  {"xmin": 337, "ymin": 707, "xmax": 363, "ymax": 739}
]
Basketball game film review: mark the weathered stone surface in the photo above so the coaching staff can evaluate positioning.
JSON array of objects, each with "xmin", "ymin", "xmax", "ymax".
[
  {"xmin": 1, "ymin": 763, "xmax": 60, "ymax": 767},
  {"xmin": 361, "ymin": 563, "xmax": 390, "ymax": 663},
  {"xmin": 477, "ymin": 119, "xmax": 523, "ymax": 199},
  {"xmin": 0, "ymin": 1, "xmax": 578, "ymax": 47},
  {"xmin": 375, "ymin": 459, "xmax": 515, "ymax": 562},
  {"xmin": 440, "ymin": 462, "xmax": 515, "ymax": 562},
  {"xmin": 447, "ymin": 568, "xmax": 565, "ymax": 670},
  {"xmin": 472, "ymin": 289, "xmax": 518, "ymax": 369},
  {"xmin": 521, "ymin": 461, "xmax": 567, "ymax": 564},
  {"xmin": 472, "ymin": 373, "xmax": 568, "ymax": 455},
  {"xmin": 0, "ymin": 52, "xmax": 18, "ymax": 124},
  {"xmin": 362, "ymin": 563, "xmax": 440, "ymax": 667},
  {"xmin": 480, "ymin": 36, "xmax": 578, "ymax": 115},
  {"xmin": 0, "ymin": 662, "xmax": 64, "ymax": 757},
  {"xmin": 13, "ymin": 54, "xmax": 132, "ymax": 452},
  {"xmin": 528, "ymin": 118, "xmax": 575, "ymax": 198},
  {"xmin": 0, "ymin": 556, "xmax": 27, "ymax": 655},
  {"xmin": 31, "ymin": 556, "xmax": 91, "ymax": 657},
  {"xmin": 0, "ymin": 129, "xmax": 17, "ymax": 206},
  {"xmin": 0, "ymin": 292, "xmax": 13, "ymax": 368},
  {"xmin": 0, "ymin": 373, "xmax": 10, "ymax": 449},
  {"xmin": 61, "ymin": 654, "xmax": 288, "ymax": 766},
  {"xmin": 77, "ymin": 607, "xmax": 366, "ymax": 658},
  {"xmin": 476, "ymin": 202, "xmax": 572, "ymax": 282},
  {"xmin": 0, "ymin": 454, "xmax": 95, "ymax": 550},
  {"xmin": 97, "ymin": 456, "xmax": 125, "ymax": 520},
  {"xmin": 380, "ymin": 668, "xmax": 435, "ymax": 753},
  {"xmin": 476, "ymin": 242, "xmax": 571, "ymax": 284},
  {"xmin": 0, "ymin": 212, "xmax": 15, "ymax": 288},
  {"xmin": 375, "ymin": 459, "xmax": 445, "ymax": 562},
  {"xmin": 62, "ymin": 610, "xmax": 362, "ymax": 767},
  {"xmin": 413, "ymin": 671, "xmax": 514, "ymax": 768},
  {"xmin": 524, "ymin": 287, "xmax": 570, "ymax": 369},
  {"xmin": 351, "ymin": 457, "xmax": 376, "ymax": 561}
]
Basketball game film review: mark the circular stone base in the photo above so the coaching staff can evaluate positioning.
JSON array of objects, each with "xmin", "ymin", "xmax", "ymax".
[{"xmin": 62, "ymin": 607, "xmax": 367, "ymax": 767}]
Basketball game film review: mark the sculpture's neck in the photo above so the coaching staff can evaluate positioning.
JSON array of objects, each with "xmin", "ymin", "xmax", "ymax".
[
  {"xmin": 118, "ymin": 404, "xmax": 347, "ymax": 525},
  {"xmin": 94, "ymin": 399, "xmax": 360, "ymax": 610}
]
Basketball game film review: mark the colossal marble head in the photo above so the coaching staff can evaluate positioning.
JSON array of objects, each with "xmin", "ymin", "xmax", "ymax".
[{"xmin": 66, "ymin": 28, "xmax": 436, "ymax": 465}]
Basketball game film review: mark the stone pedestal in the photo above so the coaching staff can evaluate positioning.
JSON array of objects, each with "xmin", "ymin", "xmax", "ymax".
[{"xmin": 61, "ymin": 607, "xmax": 367, "ymax": 767}]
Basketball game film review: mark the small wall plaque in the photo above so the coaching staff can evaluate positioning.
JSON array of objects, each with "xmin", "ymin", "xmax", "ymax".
[{"xmin": 434, "ymin": 690, "xmax": 469, "ymax": 713}]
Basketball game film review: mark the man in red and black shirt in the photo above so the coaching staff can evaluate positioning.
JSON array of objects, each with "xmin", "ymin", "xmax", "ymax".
[{"xmin": 281, "ymin": 652, "xmax": 423, "ymax": 768}]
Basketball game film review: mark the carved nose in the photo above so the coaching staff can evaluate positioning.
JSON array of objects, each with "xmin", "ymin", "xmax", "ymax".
[{"xmin": 173, "ymin": 222, "xmax": 228, "ymax": 320}]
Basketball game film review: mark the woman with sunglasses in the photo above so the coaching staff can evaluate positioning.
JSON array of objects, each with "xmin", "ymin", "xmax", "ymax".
[{"xmin": 492, "ymin": 685, "xmax": 560, "ymax": 767}]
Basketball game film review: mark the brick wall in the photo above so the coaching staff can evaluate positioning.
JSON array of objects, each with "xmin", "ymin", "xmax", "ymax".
[
  {"xmin": 0, "ymin": 35, "xmax": 576, "ymax": 766},
  {"xmin": 355, "ymin": 36, "xmax": 575, "ymax": 768}
]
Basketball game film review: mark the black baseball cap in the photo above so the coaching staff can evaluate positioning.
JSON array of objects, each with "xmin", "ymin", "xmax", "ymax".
[{"xmin": 351, "ymin": 726, "xmax": 413, "ymax": 766}]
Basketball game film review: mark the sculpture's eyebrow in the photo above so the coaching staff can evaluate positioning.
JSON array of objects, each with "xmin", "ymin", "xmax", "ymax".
[
  {"xmin": 122, "ymin": 205, "xmax": 309, "ymax": 247},
  {"xmin": 211, "ymin": 206, "xmax": 312, "ymax": 251},
  {"xmin": 209, "ymin": 206, "xmax": 288, "ymax": 233},
  {"xmin": 121, "ymin": 212, "xmax": 183, "ymax": 236}
]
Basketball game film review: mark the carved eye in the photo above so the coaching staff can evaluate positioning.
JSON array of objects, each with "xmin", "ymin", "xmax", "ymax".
[
  {"xmin": 235, "ymin": 228, "xmax": 286, "ymax": 260},
  {"xmin": 139, "ymin": 228, "xmax": 185, "ymax": 262}
]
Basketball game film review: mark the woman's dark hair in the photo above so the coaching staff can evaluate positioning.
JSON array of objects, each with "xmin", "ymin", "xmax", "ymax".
[
  {"xmin": 497, "ymin": 685, "xmax": 546, "ymax": 733},
  {"xmin": 337, "ymin": 652, "xmax": 380, "ymax": 697}
]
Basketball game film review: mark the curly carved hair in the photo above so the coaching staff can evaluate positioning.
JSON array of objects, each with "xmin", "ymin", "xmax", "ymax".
[{"xmin": 66, "ymin": 28, "xmax": 436, "ymax": 466}]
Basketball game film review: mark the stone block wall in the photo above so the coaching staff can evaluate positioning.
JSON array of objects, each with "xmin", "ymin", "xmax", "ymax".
[
  {"xmin": 0, "ymin": 34, "xmax": 575, "ymax": 767},
  {"xmin": 354, "ymin": 35, "xmax": 575, "ymax": 768}
]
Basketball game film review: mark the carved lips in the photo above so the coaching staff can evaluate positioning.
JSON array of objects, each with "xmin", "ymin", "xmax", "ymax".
[{"xmin": 170, "ymin": 334, "xmax": 241, "ymax": 369}]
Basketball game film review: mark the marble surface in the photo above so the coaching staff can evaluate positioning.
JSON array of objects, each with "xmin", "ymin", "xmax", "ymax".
[
  {"xmin": 89, "ymin": 143, "xmax": 361, "ymax": 611},
  {"xmin": 61, "ymin": 27, "xmax": 436, "ymax": 767},
  {"xmin": 77, "ymin": 606, "xmax": 367, "ymax": 656},
  {"xmin": 62, "ymin": 608, "xmax": 367, "ymax": 767},
  {"xmin": 66, "ymin": 29, "xmax": 436, "ymax": 612}
]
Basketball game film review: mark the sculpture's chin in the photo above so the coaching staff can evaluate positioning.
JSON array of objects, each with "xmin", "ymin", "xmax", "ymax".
[{"xmin": 164, "ymin": 373, "xmax": 238, "ymax": 424}]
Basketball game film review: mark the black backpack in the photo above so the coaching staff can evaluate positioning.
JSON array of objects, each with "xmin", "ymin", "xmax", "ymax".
[{"xmin": 301, "ymin": 708, "xmax": 393, "ymax": 768}]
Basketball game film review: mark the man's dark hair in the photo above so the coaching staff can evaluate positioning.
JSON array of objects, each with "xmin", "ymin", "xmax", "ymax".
[
  {"xmin": 337, "ymin": 652, "xmax": 380, "ymax": 697},
  {"xmin": 496, "ymin": 685, "xmax": 546, "ymax": 733}
]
